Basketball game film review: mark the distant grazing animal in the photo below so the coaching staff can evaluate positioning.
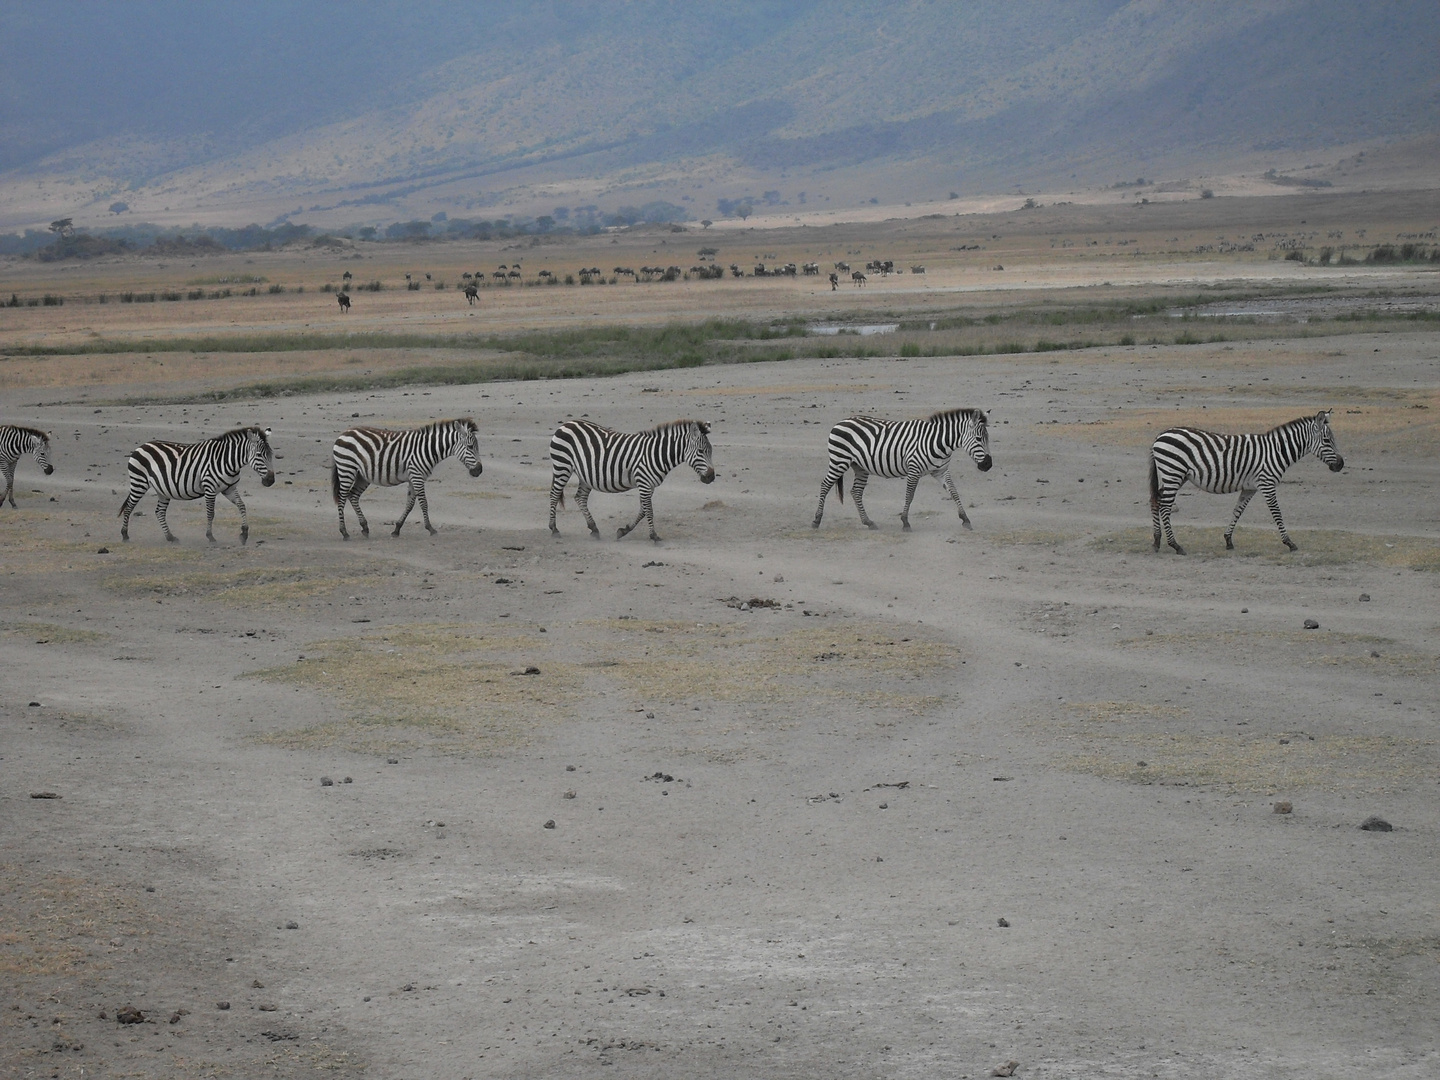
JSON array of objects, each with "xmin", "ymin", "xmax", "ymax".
[
  {"xmin": 802, "ymin": 262, "xmax": 820, "ymax": 275},
  {"xmin": 834, "ymin": 261, "xmax": 851, "ymax": 273},
  {"xmin": 910, "ymin": 265, "xmax": 926, "ymax": 274},
  {"xmin": 829, "ymin": 272, "xmax": 839, "ymax": 290},
  {"xmin": 330, "ymin": 419, "xmax": 483, "ymax": 539},
  {"xmin": 813, "ymin": 409, "xmax": 992, "ymax": 531},
  {"xmin": 337, "ymin": 292, "xmax": 351, "ymax": 313},
  {"xmin": 493, "ymin": 271, "xmax": 508, "ymax": 283},
  {"xmin": 1, "ymin": 424, "xmax": 53, "ymax": 507},
  {"xmin": 463, "ymin": 283, "xmax": 479, "ymax": 305},
  {"xmin": 119, "ymin": 426, "xmax": 275, "ymax": 543},
  {"xmin": 852, "ymin": 270, "xmax": 867, "ymax": 286},
  {"xmin": 548, "ymin": 419, "xmax": 715, "ymax": 542},
  {"xmin": 1149, "ymin": 411, "xmax": 1344, "ymax": 554}
]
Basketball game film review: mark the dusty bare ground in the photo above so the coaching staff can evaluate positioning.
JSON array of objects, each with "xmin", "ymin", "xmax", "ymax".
[{"xmin": 2, "ymin": 220, "xmax": 1439, "ymax": 1079}]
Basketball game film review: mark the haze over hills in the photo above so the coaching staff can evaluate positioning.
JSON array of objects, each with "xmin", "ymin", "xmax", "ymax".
[{"xmin": 1, "ymin": 0, "xmax": 1437, "ymax": 233}]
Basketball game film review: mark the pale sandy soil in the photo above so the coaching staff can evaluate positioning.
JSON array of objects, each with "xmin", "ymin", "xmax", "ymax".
[{"xmin": 2, "ymin": 215, "xmax": 1438, "ymax": 1079}]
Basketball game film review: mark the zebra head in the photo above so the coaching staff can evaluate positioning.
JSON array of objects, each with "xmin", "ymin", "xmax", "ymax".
[
  {"xmin": 456, "ymin": 419, "xmax": 483, "ymax": 478},
  {"xmin": 966, "ymin": 410, "xmax": 993, "ymax": 472},
  {"xmin": 248, "ymin": 427, "xmax": 276, "ymax": 487},
  {"xmin": 686, "ymin": 420, "xmax": 716, "ymax": 484},
  {"xmin": 31, "ymin": 430, "xmax": 54, "ymax": 475},
  {"xmin": 1313, "ymin": 410, "xmax": 1344, "ymax": 472}
]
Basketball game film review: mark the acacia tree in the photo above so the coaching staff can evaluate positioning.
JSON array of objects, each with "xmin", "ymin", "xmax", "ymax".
[{"xmin": 49, "ymin": 218, "xmax": 74, "ymax": 237}]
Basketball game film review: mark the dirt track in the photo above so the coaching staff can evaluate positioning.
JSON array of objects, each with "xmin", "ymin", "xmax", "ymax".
[{"xmin": 3, "ymin": 308, "xmax": 1438, "ymax": 1079}]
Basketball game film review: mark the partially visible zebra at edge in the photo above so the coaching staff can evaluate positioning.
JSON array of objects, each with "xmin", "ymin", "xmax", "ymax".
[
  {"xmin": 1149, "ymin": 410, "xmax": 1345, "ymax": 554},
  {"xmin": 813, "ymin": 408, "xmax": 992, "ymax": 531},
  {"xmin": 549, "ymin": 418, "xmax": 715, "ymax": 542},
  {"xmin": 119, "ymin": 426, "xmax": 275, "ymax": 543},
  {"xmin": 330, "ymin": 418, "xmax": 482, "ymax": 538},
  {"xmin": 1, "ymin": 425, "xmax": 53, "ymax": 507}
]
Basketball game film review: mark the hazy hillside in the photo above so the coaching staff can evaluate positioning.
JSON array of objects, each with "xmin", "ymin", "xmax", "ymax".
[{"xmin": 1, "ymin": 0, "xmax": 1436, "ymax": 231}]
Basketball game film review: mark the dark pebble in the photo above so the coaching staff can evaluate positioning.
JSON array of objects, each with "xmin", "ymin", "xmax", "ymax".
[
  {"xmin": 285, "ymin": 921, "xmax": 299, "ymax": 929},
  {"xmin": 879, "ymin": 802, "xmax": 888, "ymax": 809},
  {"xmin": 28, "ymin": 701, "xmax": 40, "ymax": 707},
  {"xmin": 543, "ymin": 819, "xmax": 556, "ymax": 829},
  {"xmin": 115, "ymin": 1007, "xmax": 145, "ymax": 1025},
  {"xmin": 1273, "ymin": 801, "xmax": 1292, "ymax": 814},
  {"xmin": 217, "ymin": 1001, "xmax": 230, "ymax": 1010},
  {"xmin": 320, "ymin": 777, "xmax": 334, "ymax": 787},
  {"xmin": 97, "ymin": 547, "xmax": 110, "ymax": 554},
  {"xmin": 1359, "ymin": 593, "xmax": 1370, "ymax": 602},
  {"xmin": 258, "ymin": 1003, "xmax": 278, "ymax": 1012},
  {"xmin": 387, "ymin": 758, "xmax": 399, "ymax": 764},
  {"xmin": 566, "ymin": 765, "xmax": 576, "ymax": 772},
  {"xmin": 30, "ymin": 792, "xmax": 60, "ymax": 799},
  {"xmin": 343, "ymin": 776, "xmax": 353, "ymax": 783},
  {"xmin": 1303, "ymin": 618, "xmax": 1320, "ymax": 629},
  {"xmin": 169, "ymin": 1012, "xmax": 182, "ymax": 1024},
  {"xmin": 1359, "ymin": 816, "xmax": 1393, "ymax": 832},
  {"xmin": 252, "ymin": 980, "xmax": 264, "ymax": 988},
  {"xmin": 525, "ymin": 666, "xmax": 541, "ymax": 675},
  {"xmin": 997, "ymin": 917, "xmax": 1010, "ymax": 928}
]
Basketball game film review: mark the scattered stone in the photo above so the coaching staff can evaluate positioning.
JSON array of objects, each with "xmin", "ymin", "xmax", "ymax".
[
  {"xmin": 1273, "ymin": 801, "xmax": 1293, "ymax": 814},
  {"xmin": 509, "ymin": 665, "xmax": 541, "ymax": 676},
  {"xmin": 387, "ymin": 758, "xmax": 399, "ymax": 764},
  {"xmin": 645, "ymin": 711, "xmax": 655, "ymax": 718},
  {"xmin": 874, "ymin": 781, "xmax": 910, "ymax": 789},
  {"xmin": 878, "ymin": 802, "xmax": 888, "ymax": 810},
  {"xmin": 169, "ymin": 1011, "xmax": 183, "ymax": 1024},
  {"xmin": 320, "ymin": 777, "xmax": 334, "ymax": 787},
  {"xmin": 343, "ymin": 776, "xmax": 353, "ymax": 783},
  {"xmin": 145, "ymin": 886, "xmax": 155, "ymax": 892},
  {"xmin": 29, "ymin": 792, "xmax": 60, "ymax": 799},
  {"xmin": 115, "ymin": 1007, "xmax": 146, "ymax": 1025},
  {"xmin": 1303, "ymin": 618, "xmax": 1320, "ymax": 629},
  {"xmin": 216, "ymin": 1001, "xmax": 230, "ymax": 1010},
  {"xmin": 997, "ymin": 918, "xmax": 1010, "ymax": 928},
  {"xmin": 991, "ymin": 1061, "xmax": 1020, "ymax": 1077},
  {"xmin": 97, "ymin": 547, "xmax": 110, "ymax": 554},
  {"xmin": 28, "ymin": 701, "xmax": 40, "ymax": 707},
  {"xmin": 646, "ymin": 772, "xmax": 675, "ymax": 783},
  {"xmin": 1359, "ymin": 593, "xmax": 1370, "ymax": 602},
  {"xmin": 493, "ymin": 577, "xmax": 512, "ymax": 585},
  {"xmin": 285, "ymin": 921, "xmax": 299, "ymax": 930},
  {"xmin": 1240, "ymin": 608, "xmax": 1248, "ymax": 614},
  {"xmin": 993, "ymin": 776, "xmax": 1013, "ymax": 782},
  {"xmin": 252, "ymin": 980, "xmax": 264, "ymax": 988},
  {"xmin": 97, "ymin": 1010, "xmax": 107, "ymax": 1019},
  {"xmin": 1137, "ymin": 761, "xmax": 1148, "ymax": 767},
  {"xmin": 773, "ymin": 574, "xmax": 784, "ymax": 583},
  {"xmin": 544, "ymin": 819, "xmax": 556, "ymax": 829},
  {"xmin": 563, "ymin": 789, "xmax": 576, "ymax": 799},
  {"xmin": 258, "ymin": 1003, "xmax": 278, "ymax": 1012},
  {"xmin": 566, "ymin": 764, "xmax": 576, "ymax": 771},
  {"xmin": 1359, "ymin": 816, "xmax": 1393, "ymax": 832}
]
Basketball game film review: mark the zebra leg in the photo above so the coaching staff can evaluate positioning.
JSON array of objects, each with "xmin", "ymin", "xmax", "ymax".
[
  {"xmin": 812, "ymin": 467, "xmax": 843, "ymax": 528},
  {"xmin": 1156, "ymin": 488, "xmax": 1184, "ymax": 554},
  {"xmin": 2, "ymin": 461, "xmax": 15, "ymax": 508},
  {"xmin": 393, "ymin": 481, "xmax": 419, "ymax": 537},
  {"xmin": 942, "ymin": 472, "xmax": 972, "ymax": 529},
  {"xmin": 155, "ymin": 497, "xmax": 177, "ymax": 542},
  {"xmin": 414, "ymin": 477, "xmax": 437, "ymax": 536},
  {"xmin": 351, "ymin": 478, "xmax": 370, "ymax": 537},
  {"xmin": 575, "ymin": 483, "xmax": 600, "ymax": 537},
  {"xmin": 548, "ymin": 469, "xmax": 569, "ymax": 536},
  {"xmin": 221, "ymin": 484, "xmax": 249, "ymax": 544},
  {"xmin": 900, "ymin": 471, "xmax": 922, "ymax": 531},
  {"xmin": 850, "ymin": 469, "xmax": 877, "ymax": 529},
  {"xmin": 1260, "ymin": 483, "xmax": 1297, "ymax": 551},
  {"xmin": 617, "ymin": 489, "xmax": 650, "ymax": 540},
  {"xmin": 118, "ymin": 485, "xmax": 146, "ymax": 542},
  {"xmin": 1224, "ymin": 488, "xmax": 1257, "ymax": 550},
  {"xmin": 204, "ymin": 489, "xmax": 219, "ymax": 543}
]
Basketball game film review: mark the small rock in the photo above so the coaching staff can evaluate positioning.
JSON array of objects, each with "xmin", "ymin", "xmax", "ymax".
[
  {"xmin": 566, "ymin": 765, "xmax": 576, "ymax": 772},
  {"xmin": 1240, "ymin": 608, "xmax": 1248, "ymax": 614},
  {"xmin": 252, "ymin": 980, "xmax": 264, "ymax": 988},
  {"xmin": 563, "ymin": 789, "xmax": 576, "ymax": 799},
  {"xmin": 1303, "ymin": 618, "xmax": 1320, "ymax": 630},
  {"xmin": 320, "ymin": 777, "xmax": 334, "ymax": 787},
  {"xmin": 387, "ymin": 758, "xmax": 399, "ymax": 765},
  {"xmin": 285, "ymin": 921, "xmax": 299, "ymax": 930},
  {"xmin": 1273, "ymin": 801, "xmax": 1292, "ymax": 814},
  {"xmin": 28, "ymin": 701, "xmax": 40, "ymax": 707},
  {"xmin": 115, "ymin": 1007, "xmax": 145, "ymax": 1025},
  {"xmin": 169, "ymin": 1011, "xmax": 182, "ymax": 1024},
  {"xmin": 543, "ymin": 819, "xmax": 556, "ymax": 829},
  {"xmin": 1359, "ymin": 593, "xmax": 1370, "ymax": 602},
  {"xmin": 343, "ymin": 776, "xmax": 353, "ymax": 784},
  {"xmin": 1371, "ymin": 650, "xmax": 1381, "ymax": 658},
  {"xmin": 773, "ymin": 574, "xmax": 784, "ymax": 583},
  {"xmin": 216, "ymin": 1001, "xmax": 230, "ymax": 1010},
  {"xmin": 97, "ymin": 1010, "xmax": 107, "ymax": 1019},
  {"xmin": 258, "ymin": 1003, "xmax": 278, "ymax": 1012},
  {"xmin": 997, "ymin": 917, "xmax": 1010, "ymax": 928},
  {"xmin": 878, "ymin": 802, "xmax": 888, "ymax": 810},
  {"xmin": 1359, "ymin": 816, "xmax": 1393, "ymax": 832},
  {"xmin": 97, "ymin": 547, "xmax": 110, "ymax": 554},
  {"xmin": 992, "ymin": 1061, "xmax": 1020, "ymax": 1077},
  {"xmin": 645, "ymin": 711, "xmax": 655, "ymax": 719},
  {"xmin": 29, "ymin": 792, "xmax": 60, "ymax": 799}
]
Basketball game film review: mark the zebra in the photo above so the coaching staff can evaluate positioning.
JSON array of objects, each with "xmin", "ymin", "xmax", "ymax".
[
  {"xmin": 813, "ymin": 408, "xmax": 993, "ymax": 531},
  {"xmin": 1, "ymin": 425, "xmax": 53, "ymax": 507},
  {"xmin": 118, "ymin": 426, "xmax": 275, "ymax": 543},
  {"xmin": 1149, "ymin": 410, "xmax": 1344, "ymax": 554},
  {"xmin": 548, "ymin": 419, "xmax": 714, "ymax": 542},
  {"xmin": 330, "ymin": 418, "xmax": 482, "ymax": 539}
]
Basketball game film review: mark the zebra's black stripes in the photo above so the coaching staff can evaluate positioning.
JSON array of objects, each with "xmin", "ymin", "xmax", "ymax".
[
  {"xmin": 548, "ymin": 419, "xmax": 715, "ymax": 542},
  {"xmin": 813, "ymin": 408, "xmax": 992, "ymax": 531},
  {"xmin": 1, "ymin": 424, "xmax": 53, "ymax": 508},
  {"xmin": 118, "ymin": 426, "xmax": 275, "ymax": 543},
  {"xmin": 330, "ymin": 418, "xmax": 482, "ymax": 538},
  {"xmin": 1149, "ymin": 410, "xmax": 1345, "ymax": 554}
]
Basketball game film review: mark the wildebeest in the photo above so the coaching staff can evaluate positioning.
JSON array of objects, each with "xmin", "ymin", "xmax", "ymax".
[
  {"xmin": 829, "ymin": 272, "xmax": 839, "ymax": 290},
  {"xmin": 464, "ymin": 283, "xmax": 479, "ymax": 305},
  {"xmin": 803, "ymin": 262, "xmax": 820, "ymax": 275},
  {"xmin": 911, "ymin": 265, "xmax": 926, "ymax": 274},
  {"xmin": 337, "ymin": 292, "xmax": 351, "ymax": 313},
  {"xmin": 852, "ymin": 271, "xmax": 867, "ymax": 286}
]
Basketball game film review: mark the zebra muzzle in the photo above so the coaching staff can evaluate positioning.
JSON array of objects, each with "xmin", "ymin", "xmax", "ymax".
[
  {"xmin": 42, "ymin": 464, "xmax": 54, "ymax": 475},
  {"xmin": 1328, "ymin": 458, "xmax": 1344, "ymax": 472},
  {"xmin": 468, "ymin": 464, "xmax": 484, "ymax": 477},
  {"xmin": 977, "ymin": 455, "xmax": 993, "ymax": 472},
  {"xmin": 700, "ymin": 469, "xmax": 715, "ymax": 484},
  {"xmin": 261, "ymin": 472, "xmax": 276, "ymax": 487}
]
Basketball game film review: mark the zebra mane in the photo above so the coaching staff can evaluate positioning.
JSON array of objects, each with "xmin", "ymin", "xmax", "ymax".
[
  {"xmin": 928, "ymin": 407, "xmax": 986, "ymax": 424},
  {"xmin": 221, "ymin": 425, "xmax": 269, "ymax": 439},
  {"xmin": 423, "ymin": 417, "xmax": 477, "ymax": 432},
  {"xmin": 1267, "ymin": 414, "xmax": 1323, "ymax": 436},
  {"xmin": 649, "ymin": 418, "xmax": 709, "ymax": 435},
  {"xmin": 10, "ymin": 425, "xmax": 49, "ymax": 442}
]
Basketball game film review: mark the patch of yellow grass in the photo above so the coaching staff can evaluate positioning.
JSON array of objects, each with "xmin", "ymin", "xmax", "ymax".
[
  {"xmin": 2, "ymin": 621, "xmax": 107, "ymax": 644},
  {"xmin": 1093, "ymin": 527, "xmax": 1440, "ymax": 569},
  {"xmin": 988, "ymin": 528, "xmax": 1074, "ymax": 547},
  {"xmin": 1315, "ymin": 652, "xmax": 1440, "ymax": 677},
  {"xmin": 0, "ymin": 864, "xmax": 150, "ymax": 979},
  {"xmin": 104, "ymin": 563, "xmax": 380, "ymax": 605}
]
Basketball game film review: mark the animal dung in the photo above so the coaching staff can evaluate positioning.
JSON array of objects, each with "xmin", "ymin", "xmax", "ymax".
[{"xmin": 543, "ymin": 819, "xmax": 556, "ymax": 829}]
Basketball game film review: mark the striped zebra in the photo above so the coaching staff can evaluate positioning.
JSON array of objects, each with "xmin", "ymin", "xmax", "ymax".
[
  {"xmin": 548, "ymin": 418, "xmax": 715, "ymax": 542},
  {"xmin": 813, "ymin": 408, "xmax": 993, "ymax": 531},
  {"xmin": 330, "ymin": 418, "xmax": 482, "ymax": 538},
  {"xmin": 1149, "ymin": 410, "xmax": 1345, "ymax": 554},
  {"xmin": 118, "ymin": 426, "xmax": 275, "ymax": 543},
  {"xmin": 1, "ymin": 425, "xmax": 53, "ymax": 507}
]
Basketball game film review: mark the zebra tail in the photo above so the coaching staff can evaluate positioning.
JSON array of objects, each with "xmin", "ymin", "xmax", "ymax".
[
  {"xmin": 329, "ymin": 459, "xmax": 342, "ymax": 506},
  {"xmin": 1148, "ymin": 454, "xmax": 1159, "ymax": 513}
]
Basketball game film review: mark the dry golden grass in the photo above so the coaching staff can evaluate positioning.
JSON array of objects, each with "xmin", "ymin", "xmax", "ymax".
[
  {"xmin": 0, "ymin": 865, "xmax": 151, "ymax": 980},
  {"xmin": 2, "ymin": 620, "xmax": 107, "ymax": 644},
  {"xmin": 1093, "ymin": 526, "xmax": 1440, "ymax": 568},
  {"xmin": 988, "ymin": 528, "xmax": 1076, "ymax": 547},
  {"xmin": 103, "ymin": 562, "xmax": 384, "ymax": 605}
]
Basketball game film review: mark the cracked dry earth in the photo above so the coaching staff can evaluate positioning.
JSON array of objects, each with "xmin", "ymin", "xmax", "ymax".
[{"xmin": 3, "ymin": 334, "xmax": 1438, "ymax": 1079}]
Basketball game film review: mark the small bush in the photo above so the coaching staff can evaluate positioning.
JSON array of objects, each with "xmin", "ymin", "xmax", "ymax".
[
  {"xmin": 321, "ymin": 283, "xmax": 334, "ymax": 293},
  {"xmin": 899, "ymin": 342, "xmax": 923, "ymax": 357},
  {"xmin": 1284, "ymin": 250, "xmax": 1304, "ymax": 262},
  {"xmin": 407, "ymin": 281, "xmax": 421, "ymax": 291},
  {"xmin": 268, "ymin": 284, "xmax": 285, "ymax": 294},
  {"xmin": 1318, "ymin": 247, "xmax": 1333, "ymax": 266},
  {"xmin": 435, "ymin": 281, "xmax": 446, "ymax": 290},
  {"xmin": 1118, "ymin": 334, "xmax": 1136, "ymax": 346},
  {"xmin": 187, "ymin": 289, "xmax": 206, "ymax": 300},
  {"xmin": 358, "ymin": 281, "xmax": 383, "ymax": 292},
  {"xmin": 42, "ymin": 293, "xmax": 64, "ymax": 306},
  {"xmin": 161, "ymin": 290, "xmax": 182, "ymax": 301},
  {"xmin": 1200, "ymin": 189, "xmax": 1214, "ymax": 199}
]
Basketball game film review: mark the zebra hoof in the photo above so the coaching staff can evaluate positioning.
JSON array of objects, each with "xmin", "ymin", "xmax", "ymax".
[
  {"xmin": 650, "ymin": 535, "xmax": 662, "ymax": 544},
  {"xmin": 425, "ymin": 527, "xmax": 438, "ymax": 537},
  {"xmin": 340, "ymin": 533, "xmax": 349, "ymax": 541},
  {"xmin": 616, "ymin": 528, "xmax": 629, "ymax": 540},
  {"xmin": 961, "ymin": 519, "xmax": 973, "ymax": 531},
  {"xmin": 1283, "ymin": 539, "xmax": 1298, "ymax": 552},
  {"xmin": 901, "ymin": 522, "xmax": 912, "ymax": 532},
  {"xmin": 1170, "ymin": 543, "xmax": 1187, "ymax": 555},
  {"xmin": 166, "ymin": 534, "xmax": 179, "ymax": 543},
  {"xmin": 1225, "ymin": 536, "xmax": 1234, "ymax": 550}
]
